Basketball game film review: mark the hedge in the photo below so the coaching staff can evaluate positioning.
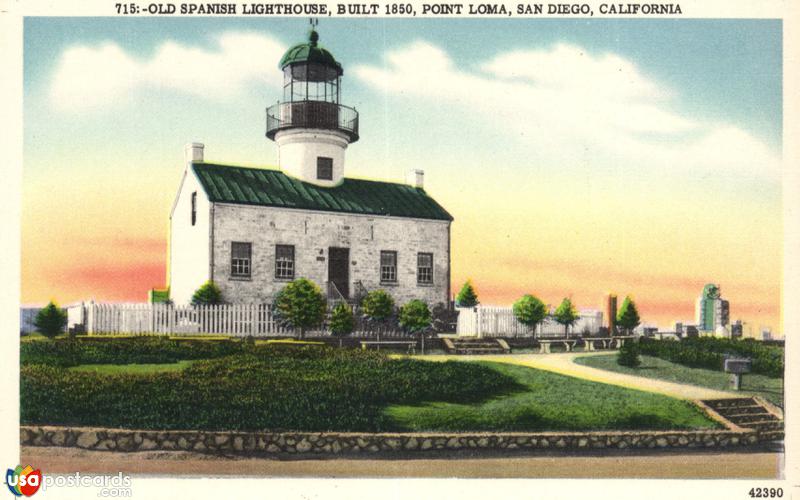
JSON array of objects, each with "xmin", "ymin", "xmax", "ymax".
[
  {"xmin": 21, "ymin": 344, "xmax": 519, "ymax": 432},
  {"xmin": 20, "ymin": 337, "xmax": 244, "ymax": 367},
  {"xmin": 638, "ymin": 337, "xmax": 783, "ymax": 378}
]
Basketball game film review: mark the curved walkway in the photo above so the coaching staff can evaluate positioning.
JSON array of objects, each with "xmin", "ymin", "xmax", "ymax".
[{"xmin": 421, "ymin": 352, "xmax": 737, "ymax": 400}]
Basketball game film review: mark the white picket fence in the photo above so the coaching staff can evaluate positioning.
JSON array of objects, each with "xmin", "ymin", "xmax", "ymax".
[
  {"xmin": 79, "ymin": 302, "xmax": 406, "ymax": 338},
  {"xmin": 456, "ymin": 306, "xmax": 603, "ymax": 338}
]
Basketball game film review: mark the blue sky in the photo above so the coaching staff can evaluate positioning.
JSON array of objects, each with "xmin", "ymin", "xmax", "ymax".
[{"xmin": 21, "ymin": 17, "xmax": 784, "ymax": 330}]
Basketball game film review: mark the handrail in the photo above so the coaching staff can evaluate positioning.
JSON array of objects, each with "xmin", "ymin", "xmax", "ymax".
[
  {"xmin": 266, "ymin": 101, "xmax": 359, "ymax": 142},
  {"xmin": 327, "ymin": 281, "xmax": 347, "ymax": 304}
]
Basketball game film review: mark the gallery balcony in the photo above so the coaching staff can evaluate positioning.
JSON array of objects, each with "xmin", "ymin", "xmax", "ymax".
[{"xmin": 265, "ymin": 101, "xmax": 359, "ymax": 143}]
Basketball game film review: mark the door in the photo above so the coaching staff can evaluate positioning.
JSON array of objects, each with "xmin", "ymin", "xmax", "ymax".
[{"xmin": 328, "ymin": 247, "xmax": 350, "ymax": 299}]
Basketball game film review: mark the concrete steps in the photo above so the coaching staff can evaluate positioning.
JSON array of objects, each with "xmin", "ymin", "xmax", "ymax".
[
  {"xmin": 702, "ymin": 397, "xmax": 784, "ymax": 440},
  {"xmin": 443, "ymin": 338, "xmax": 511, "ymax": 355}
]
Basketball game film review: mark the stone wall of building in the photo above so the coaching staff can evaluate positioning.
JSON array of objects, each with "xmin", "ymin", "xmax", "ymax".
[
  {"xmin": 210, "ymin": 203, "xmax": 451, "ymax": 306},
  {"xmin": 21, "ymin": 426, "xmax": 772, "ymax": 455}
]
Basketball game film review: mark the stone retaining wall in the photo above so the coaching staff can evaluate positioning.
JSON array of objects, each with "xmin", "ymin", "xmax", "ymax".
[{"xmin": 21, "ymin": 426, "xmax": 766, "ymax": 456}]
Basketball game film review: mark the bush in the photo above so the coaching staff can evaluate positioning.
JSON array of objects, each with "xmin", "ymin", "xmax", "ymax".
[
  {"xmin": 361, "ymin": 290, "xmax": 395, "ymax": 321},
  {"xmin": 274, "ymin": 278, "xmax": 326, "ymax": 339},
  {"xmin": 638, "ymin": 337, "xmax": 783, "ymax": 378},
  {"xmin": 513, "ymin": 294, "xmax": 547, "ymax": 335},
  {"xmin": 20, "ymin": 337, "xmax": 243, "ymax": 367},
  {"xmin": 617, "ymin": 340, "xmax": 641, "ymax": 367},
  {"xmin": 399, "ymin": 300, "xmax": 432, "ymax": 334},
  {"xmin": 191, "ymin": 281, "xmax": 222, "ymax": 306},
  {"xmin": 616, "ymin": 296, "xmax": 640, "ymax": 334},
  {"xmin": 455, "ymin": 280, "xmax": 479, "ymax": 308},
  {"xmin": 20, "ymin": 344, "xmax": 517, "ymax": 432},
  {"xmin": 34, "ymin": 302, "xmax": 67, "ymax": 339},
  {"xmin": 329, "ymin": 303, "xmax": 355, "ymax": 346}
]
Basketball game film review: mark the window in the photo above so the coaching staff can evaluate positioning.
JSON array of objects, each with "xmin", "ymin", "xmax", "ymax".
[
  {"xmin": 417, "ymin": 253, "xmax": 433, "ymax": 284},
  {"xmin": 230, "ymin": 242, "xmax": 251, "ymax": 278},
  {"xmin": 317, "ymin": 157, "xmax": 333, "ymax": 180},
  {"xmin": 190, "ymin": 191, "xmax": 197, "ymax": 226},
  {"xmin": 275, "ymin": 244, "xmax": 295, "ymax": 280},
  {"xmin": 380, "ymin": 251, "xmax": 397, "ymax": 283}
]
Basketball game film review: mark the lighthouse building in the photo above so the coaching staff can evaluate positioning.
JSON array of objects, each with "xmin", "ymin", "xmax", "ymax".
[{"xmin": 168, "ymin": 28, "xmax": 453, "ymax": 307}]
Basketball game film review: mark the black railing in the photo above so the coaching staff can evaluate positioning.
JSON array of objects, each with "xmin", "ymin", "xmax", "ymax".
[{"xmin": 266, "ymin": 101, "xmax": 359, "ymax": 142}]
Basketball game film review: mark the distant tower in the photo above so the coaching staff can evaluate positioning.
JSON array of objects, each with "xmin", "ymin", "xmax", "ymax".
[
  {"xmin": 695, "ymin": 284, "xmax": 730, "ymax": 333},
  {"xmin": 265, "ymin": 22, "xmax": 359, "ymax": 187},
  {"xmin": 606, "ymin": 294, "xmax": 617, "ymax": 334}
]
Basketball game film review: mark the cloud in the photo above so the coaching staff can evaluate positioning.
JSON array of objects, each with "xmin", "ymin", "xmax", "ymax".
[
  {"xmin": 354, "ymin": 41, "xmax": 780, "ymax": 179},
  {"xmin": 50, "ymin": 32, "xmax": 286, "ymax": 112}
]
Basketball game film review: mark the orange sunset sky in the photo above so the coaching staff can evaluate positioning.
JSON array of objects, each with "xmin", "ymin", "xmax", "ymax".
[{"xmin": 21, "ymin": 18, "xmax": 783, "ymax": 333}]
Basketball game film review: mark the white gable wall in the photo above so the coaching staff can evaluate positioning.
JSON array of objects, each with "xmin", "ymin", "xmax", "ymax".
[
  {"xmin": 210, "ymin": 203, "xmax": 451, "ymax": 306},
  {"xmin": 169, "ymin": 168, "xmax": 211, "ymax": 305}
]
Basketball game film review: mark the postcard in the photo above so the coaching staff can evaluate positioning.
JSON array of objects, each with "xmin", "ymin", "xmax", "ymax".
[{"xmin": 1, "ymin": 1, "xmax": 797, "ymax": 499}]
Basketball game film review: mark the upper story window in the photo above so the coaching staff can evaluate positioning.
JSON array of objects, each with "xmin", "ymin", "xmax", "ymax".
[
  {"xmin": 380, "ymin": 251, "xmax": 397, "ymax": 283},
  {"xmin": 417, "ymin": 253, "xmax": 433, "ymax": 285},
  {"xmin": 275, "ymin": 244, "xmax": 295, "ymax": 280},
  {"xmin": 190, "ymin": 191, "xmax": 197, "ymax": 226},
  {"xmin": 230, "ymin": 242, "xmax": 251, "ymax": 278},
  {"xmin": 317, "ymin": 157, "xmax": 333, "ymax": 180}
]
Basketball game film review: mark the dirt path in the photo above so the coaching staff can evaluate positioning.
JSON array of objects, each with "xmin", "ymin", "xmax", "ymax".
[
  {"xmin": 22, "ymin": 446, "xmax": 782, "ymax": 479},
  {"xmin": 419, "ymin": 352, "xmax": 737, "ymax": 400}
]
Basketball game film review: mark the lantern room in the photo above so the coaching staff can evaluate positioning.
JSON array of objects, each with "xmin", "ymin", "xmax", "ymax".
[{"xmin": 266, "ymin": 26, "xmax": 359, "ymax": 187}]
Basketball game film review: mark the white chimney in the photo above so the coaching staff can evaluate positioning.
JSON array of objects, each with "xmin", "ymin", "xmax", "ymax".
[
  {"xmin": 184, "ymin": 142, "xmax": 204, "ymax": 163},
  {"xmin": 407, "ymin": 169, "xmax": 424, "ymax": 189}
]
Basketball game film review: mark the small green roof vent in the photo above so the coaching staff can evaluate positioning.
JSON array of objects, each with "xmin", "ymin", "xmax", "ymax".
[{"xmin": 279, "ymin": 28, "xmax": 343, "ymax": 76}]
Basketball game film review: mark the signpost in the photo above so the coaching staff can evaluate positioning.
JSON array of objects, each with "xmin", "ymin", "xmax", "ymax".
[{"xmin": 723, "ymin": 357, "xmax": 752, "ymax": 390}]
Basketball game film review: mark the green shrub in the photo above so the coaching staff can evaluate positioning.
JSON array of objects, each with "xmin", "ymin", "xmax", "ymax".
[
  {"xmin": 638, "ymin": 337, "xmax": 783, "ymax": 378},
  {"xmin": 20, "ymin": 337, "xmax": 243, "ymax": 367},
  {"xmin": 191, "ymin": 281, "xmax": 222, "ymax": 306},
  {"xmin": 617, "ymin": 340, "xmax": 641, "ymax": 367},
  {"xmin": 616, "ymin": 296, "xmax": 641, "ymax": 334},
  {"xmin": 34, "ymin": 302, "xmax": 67, "ymax": 339},
  {"xmin": 553, "ymin": 298, "xmax": 579, "ymax": 336},
  {"xmin": 274, "ymin": 278, "xmax": 326, "ymax": 339},
  {"xmin": 329, "ymin": 303, "xmax": 355, "ymax": 340},
  {"xmin": 399, "ymin": 300, "xmax": 431, "ymax": 334},
  {"xmin": 361, "ymin": 290, "xmax": 395, "ymax": 321},
  {"xmin": 513, "ymin": 294, "xmax": 547, "ymax": 335},
  {"xmin": 455, "ymin": 280, "xmax": 479, "ymax": 308},
  {"xmin": 21, "ymin": 344, "xmax": 517, "ymax": 432}
]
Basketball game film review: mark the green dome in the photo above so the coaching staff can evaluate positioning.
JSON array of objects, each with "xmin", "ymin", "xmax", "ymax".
[{"xmin": 279, "ymin": 29, "xmax": 343, "ymax": 76}]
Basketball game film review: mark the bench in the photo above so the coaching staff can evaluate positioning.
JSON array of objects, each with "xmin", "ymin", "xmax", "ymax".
[
  {"xmin": 360, "ymin": 340, "xmax": 417, "ymax": 354},
  {"xmin": 538, "ymin": 339, "xmax": 578, "ymax": 354},
  {"xmin": 583, "ymin": 336, "xmax": 635, "ymax": 350}
]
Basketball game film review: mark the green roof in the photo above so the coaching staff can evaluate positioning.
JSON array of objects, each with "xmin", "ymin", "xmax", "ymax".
[
  {"xmin": 192, "ymin": 163, "xmax": 453, "ymax": 222},
  {"xmin": 279, "ymin": 29, "xmax": 342, "ymax": 74}
]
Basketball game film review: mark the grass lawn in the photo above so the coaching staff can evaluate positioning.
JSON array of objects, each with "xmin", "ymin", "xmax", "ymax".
[
  {"xmin": 68, "ymin": 360, "xmax": 194, "ymax": 375},
  {"xmin": 574, "ymin": 354, "xmax": 784, "ymax": 407},
  {"xmin": 385, "ymin": 361, "xmax": 719, "ymax": 432}
]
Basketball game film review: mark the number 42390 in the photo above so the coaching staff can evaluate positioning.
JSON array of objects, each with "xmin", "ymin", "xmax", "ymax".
[{"xmin": 749, "ymin": 488, "xmax": 783, "ymax": 498}]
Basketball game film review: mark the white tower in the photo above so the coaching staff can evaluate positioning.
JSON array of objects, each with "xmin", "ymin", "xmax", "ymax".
[{"xmin": 265, "ymin": 26, "xmax": 359, "ymax": 187}]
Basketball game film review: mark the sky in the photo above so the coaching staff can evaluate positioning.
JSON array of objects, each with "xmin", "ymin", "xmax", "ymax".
[{"xmin": 21, "ymin": 17, "xmax": 783, "ymax": 332}]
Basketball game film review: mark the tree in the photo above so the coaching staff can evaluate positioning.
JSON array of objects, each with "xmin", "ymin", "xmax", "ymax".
[
  {"xmin": 616, "ymin": 296, "xmax": 641, "ymax": 335},
  {"xmin": 513, "ymin": 294, "xmax": 547, "ymax": 337},
  {"xmin": 399, "ymin": 300, "xmax": 432, "ymax": 355},
  {"xmin": 191, "ymin": 280, "xmax": 222, "ymax": 306},
  {"xmin": 275, "ymin": 278, "xmax": 326, "ymax": 339},
  {"xmin": 553, "ymin": 297, "xmax": 579, "ymax": 337},
  {"xmin": 617, "ymin": 339, "xmax": 641, "ymax": 367},
  {"xmin": 329, "ymin": 303, "xmax": 355, "ymax": 348},
  {"xmin": 361, "ymin": 290, "xmax": 395, "ymax": 341},
  {"xmin": 34, "ymin": 301, "xmax": 67, "ymax": 339},
  {"xmin": 455, "ymin": 280, "xmax": 479, "ymax": 308}
]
